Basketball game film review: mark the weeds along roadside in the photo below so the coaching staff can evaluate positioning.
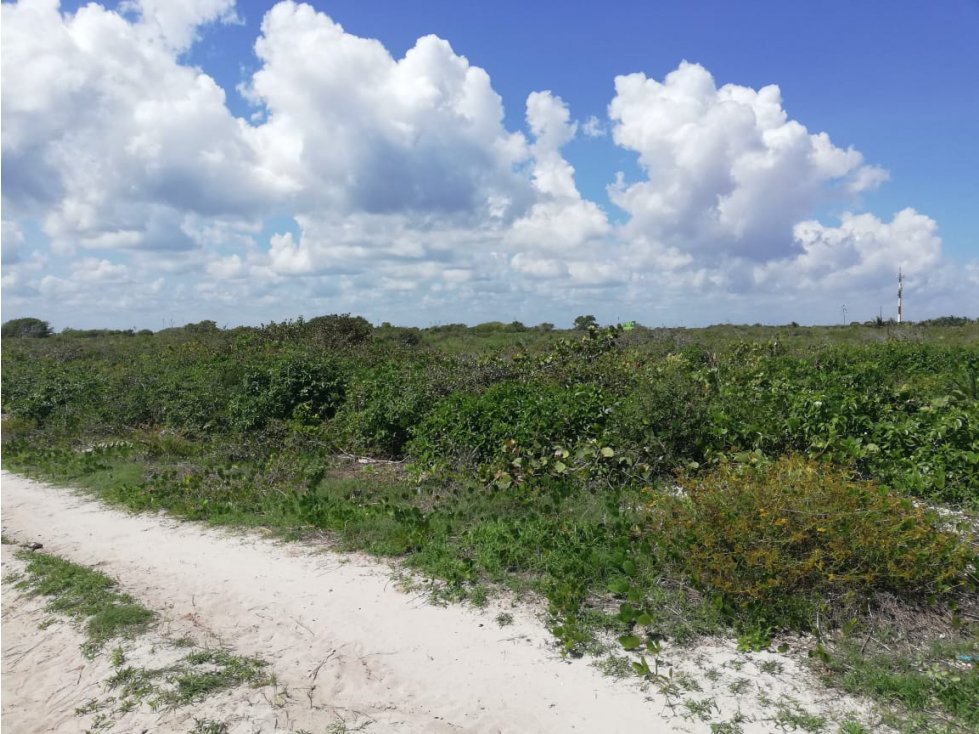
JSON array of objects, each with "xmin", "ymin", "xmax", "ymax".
[{"xmin": 2, "ymin": 316, "xmax": 978, "ymax": 730}]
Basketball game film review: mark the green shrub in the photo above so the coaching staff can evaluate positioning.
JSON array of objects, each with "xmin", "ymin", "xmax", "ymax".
[
  {"xmin": 0, "ymin": 357, "xmax": 102, "ymax": 428},
  {"xmin": 306, "ymin": 314, "xmax": 373, "ymax": 347},
  {"xmin": 651, "ymin": 456, "xmax": 977, "ymax": 627},
  {"xmin": 1, "ymin": 415, "xmax": 39, "ymax": 443},
  {"xmin": 408, "ymin": 380, "xmax": 612, "ymax": 470},
  {"xmin": 863, "ymin": 393, "xmax": 979, "ymax": 505},
  {"xmin": 142, "ymin": 354, "xmax": 239, "ymax": 434},
  {"xmin": 332, "ymin": 361, "xmax": 442, "ymax": 456},
  {"xmin": 229, "ymin": 354, "xmax": 346, "ymax": 431},
  {"xmin": 608, "ymin": 357, "xmax": 713, "ymax": 472}
]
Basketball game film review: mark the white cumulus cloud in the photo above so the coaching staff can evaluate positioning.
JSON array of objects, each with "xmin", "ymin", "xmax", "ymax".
[
  {"xmin": 244, "ymin": 1, "xmax": 532, "ymax": 223},
  {"xmin": 121, "ymin": 0, "xmax": 240, "ymax": 51},
  {"xmin": 508, "ymin": 91, "xmax": 610, "ymax": 256},
  {"xmin": 609, "ymin": 62, "xmax": 889, "ymax": 262},
  {"xmin": 1, "ymin": 0, "xmax": 273, "ymax": 253},
  {"xmin": 757, "ymin": 208, "xmax": 942, "ymax": 290}
]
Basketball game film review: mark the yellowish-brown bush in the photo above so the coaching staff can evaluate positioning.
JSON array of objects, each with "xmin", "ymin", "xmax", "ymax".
[{"xmin": 650, "ymin": 456, "xmax": 976, "ymax": 625}]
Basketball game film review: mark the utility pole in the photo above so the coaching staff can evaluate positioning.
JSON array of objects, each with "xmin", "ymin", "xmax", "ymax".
[
  {"xmin": 841, "ymin": 304, "xmax": 847, "ymax": 326},
  {"xmin": 897, "ymin": 269, "xmax": 904, "ymax": 324}
]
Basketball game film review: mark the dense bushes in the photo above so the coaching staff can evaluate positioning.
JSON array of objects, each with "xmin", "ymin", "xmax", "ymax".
[
  {"xmin": 3, "ymin": 323, "xmax": 977, "ymax": 505},
  {"xmin": 3, "ymin": 320, "xmax": 978, "ymax": 695},
  {"xmin": 408, "ymin": 380, "xmax": 614, "ymax": 470},
  {"xmin": 332, "ymin": 361, "xmax": 445, "ymax": 456},
  {"xmin": 607, "ymin": 357, "xmax": 712, "ymax": 472},
  {"xmin": 702, "ymin": 344, "xmax": 979, "ymax": 503},
  {"xmin": 1, "ymin": 317, "xmax": 52, "ymax": 338},
  {"xmin": 4, "ymin": 322, "xmax": 977, "ymax": 733},
  {"xmin": 0, "ymin": 357, "xmax": 101, "ymax": 427},
  {"xmin": 229, "ymin": 354, "xmax": 346, "ymax": 430}
]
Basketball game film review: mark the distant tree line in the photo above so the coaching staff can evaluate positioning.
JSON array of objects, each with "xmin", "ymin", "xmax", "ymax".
[{"xmin": 2, "ymin": 313, "xmax": 976, "ymax": 341}]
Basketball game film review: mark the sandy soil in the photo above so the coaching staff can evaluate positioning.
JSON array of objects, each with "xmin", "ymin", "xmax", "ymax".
[{"xmin": 1, "ymin": 471, "xmax": 885, "ymax": 733}]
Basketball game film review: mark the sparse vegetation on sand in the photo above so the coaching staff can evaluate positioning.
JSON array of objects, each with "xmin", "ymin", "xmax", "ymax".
[
  {"xmin": 10, "ymin": 549, "xmax": 155, "ymax": 656},
  {"xmin": 3, "ymin": 315, "xmax": 978, "ymax": 730},
  {"xmin": 4, "ymin": 546, "xmax": 277, "ymax": 732}
]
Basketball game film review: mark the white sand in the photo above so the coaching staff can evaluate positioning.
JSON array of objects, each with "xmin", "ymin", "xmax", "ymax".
[{"xmin": 1, "ymin": 471, "xmax": 886, "ymax": 732}]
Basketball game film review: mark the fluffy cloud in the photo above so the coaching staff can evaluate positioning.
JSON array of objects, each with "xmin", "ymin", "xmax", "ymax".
[
  {"xmin": 120, "ymin": 0, "xmax": 239, "ymax": 51},
  {"xmin": 581, "ymin": 116, "xmax": 606, "ymax": 138},
  {"xmin": 1, "ymin": 0, "xmax": 272, "ymax": 253},
  {"xmin": 72, "ymin": 257, "xmax": 130, "ymax": 284},
  {"xmin": 609, "ymin": 62, "xmax": 889, "ymax": 262},
  {"xmin": 507, "ymin": 91, "xmax": 610, "ymax": 259},
  {"xmin": 1, "ymin": 0, "xmax": 543, "ymax": 294},
  {"xmin": 763, "ymin": 208, "xmax": 941, "ymax": 290},
  {"xmin": 244, "ymin": 1, "xmax": 532, "ymax": 222}
]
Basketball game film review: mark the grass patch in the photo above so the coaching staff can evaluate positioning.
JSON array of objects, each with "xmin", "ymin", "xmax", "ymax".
[
  {"xmin": 595, "ymin": 654, "xmax": 635, "ymax": 679},
  {"xmin": 189, "ymin": 720, "xmax": 229, "ymax": 734},
  {"xmin": 170, "ymin": 649, "xmax": 273, "ymax": 705},
  {"xmin": 13, "ymin": 550, "xmax": 155, "ymax": 655},
  {"xmin": 710, "ymin": 719, "xmax": 745, "ymax": 734},
  {"xmin": 772, "ymin": 699, "xmax": 827, "ymax": 732},
  {"xmin": 683, "ymin": 696, "xmax": 717, "ymax": 721},
  {"xmin": 101, "ymin": 646, "xmax": 274, "ymax": 715},
  {"xmin": 816, "ymin": 625, "xmax": 979, "ymax": 733}
]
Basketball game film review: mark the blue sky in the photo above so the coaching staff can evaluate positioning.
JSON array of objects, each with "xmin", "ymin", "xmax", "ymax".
[{"xmin": 2, "ymin": 0, "xmax": 977, "ymax": 329}]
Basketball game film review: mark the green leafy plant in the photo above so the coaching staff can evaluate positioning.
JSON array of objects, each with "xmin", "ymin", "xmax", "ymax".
[
  {"xmin": 408, "ymin": 379, "xmax": 612, "ymax": 472},
  {"xmin": 230, "ymin": 354, "xmax": 346, "ymax": 430},
  {"xmin": 736, "ymin": 626, "xmax": 772, "ymax": 652}
]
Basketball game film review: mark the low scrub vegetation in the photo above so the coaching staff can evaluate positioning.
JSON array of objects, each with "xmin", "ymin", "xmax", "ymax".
[
  {"xmin": 3, "ymin": 315, "xmax": 978, "ymax": 730},
  {"xmin": 652, "ymin": 456, "xmax": 975, "ymax": 626}
]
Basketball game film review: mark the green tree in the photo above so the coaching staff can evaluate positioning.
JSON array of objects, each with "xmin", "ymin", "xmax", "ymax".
[
  {"xmin": 306, "ymin": 314, "xmax": 373, "ymax": 346},
  {"xmin": 1, "ymin": 317, "xmax": 52, "ymax": 338},
  {"xmin": 573, "ymin": 314, "xmax": 597, "ymax": 331}
]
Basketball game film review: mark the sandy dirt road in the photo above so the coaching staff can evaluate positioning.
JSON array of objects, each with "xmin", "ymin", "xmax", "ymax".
[{"xmin": 1, "ymin": 471, "xmax": 683, "ymax": 733}]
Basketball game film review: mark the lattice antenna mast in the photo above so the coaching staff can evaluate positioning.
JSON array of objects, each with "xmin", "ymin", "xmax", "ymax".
[{"xmin": 897, "ymin": 269, "xmax": 904, "ymax": 324}]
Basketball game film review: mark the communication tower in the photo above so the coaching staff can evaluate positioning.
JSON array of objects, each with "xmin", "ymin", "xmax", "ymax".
[{"xmin": 897, "ymin": 269, "xmax": 904, "ymax": 324}]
